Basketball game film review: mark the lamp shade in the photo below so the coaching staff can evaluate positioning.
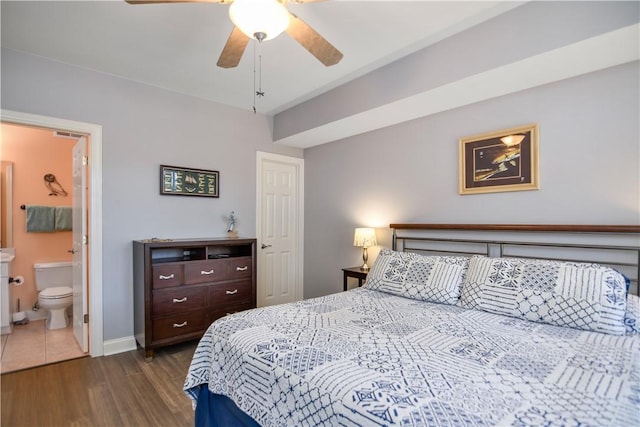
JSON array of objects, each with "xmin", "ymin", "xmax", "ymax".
[
  {"xmin": 229, "ymin": 0, "xmax": 290, "ymax": 41},
  {"xmin": 353, "ymin": 228, "xmax": 377, "ymax": 248}
]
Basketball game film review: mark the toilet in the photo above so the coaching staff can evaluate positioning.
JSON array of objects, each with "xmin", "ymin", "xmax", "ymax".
[{"xmin": 34, "ymin": 262, "xmax": 73, "ymax": 330}]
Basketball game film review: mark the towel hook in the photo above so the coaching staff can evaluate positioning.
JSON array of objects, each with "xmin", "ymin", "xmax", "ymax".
[{"xmin": 44, "ymin": 173, "xmax": 68, "ymax": 197}]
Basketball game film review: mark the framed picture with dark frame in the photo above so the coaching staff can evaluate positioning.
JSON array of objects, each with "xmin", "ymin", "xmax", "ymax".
[
  {"xmin": 459, "ymin": 123, "xmax": 539, "ymax": 195},
  {"xmin": 160, "ymin": 165, "xmax": 219, "ymax": 197}
]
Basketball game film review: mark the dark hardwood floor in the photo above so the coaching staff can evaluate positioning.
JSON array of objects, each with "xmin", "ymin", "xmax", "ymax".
[{"xmin": 1, "ymin": 340, "xmax": 198, "ymax": 427}]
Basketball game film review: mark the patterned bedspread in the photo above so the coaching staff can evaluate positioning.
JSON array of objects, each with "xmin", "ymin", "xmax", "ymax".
[{"xmin": 184, "ymin": 288, "xmax": 640, "ymax": 426}]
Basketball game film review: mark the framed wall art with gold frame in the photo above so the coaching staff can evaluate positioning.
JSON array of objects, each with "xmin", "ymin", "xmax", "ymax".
[{"xmin": 459, "ymin": 123, "xmax": 539, "ymax": 195}]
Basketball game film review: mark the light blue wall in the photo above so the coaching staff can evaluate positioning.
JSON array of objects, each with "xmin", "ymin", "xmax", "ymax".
[
  {"xmin": 298, "ymin": 1, "xmax": 640, "ymax": 299},
  {"xmin": 1, "ymin": 48, "xmax": 302, "ymax": 341},
  {"xmin": 303, "ymin": 61, "xmax": 640, "ymax": 299}
]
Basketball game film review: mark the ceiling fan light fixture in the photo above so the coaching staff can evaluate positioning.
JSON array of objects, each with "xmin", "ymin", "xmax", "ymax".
[{"xmin": 229, "ymin": 0, "xmax": 290, "ymax": 41}]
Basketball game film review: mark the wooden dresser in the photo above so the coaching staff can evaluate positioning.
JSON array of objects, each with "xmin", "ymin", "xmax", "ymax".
[{"xmin": 133, "ymin": 237, "xmax": 256, "ymax": 358}]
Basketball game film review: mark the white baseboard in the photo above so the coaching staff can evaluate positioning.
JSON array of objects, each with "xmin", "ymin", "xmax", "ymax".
[{"xmin": 103, "ymin": 336, "xmax": 137, "ymax": 356}]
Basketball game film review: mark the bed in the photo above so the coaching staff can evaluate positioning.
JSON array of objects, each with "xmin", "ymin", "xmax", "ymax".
[{"xmin": 184, "ymin": 224, "xmax": 640, "ymax": 426}]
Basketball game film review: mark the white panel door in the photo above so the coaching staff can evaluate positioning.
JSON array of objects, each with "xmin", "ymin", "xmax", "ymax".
[
  {"xmin": 72, "ymin": 137, "xmax": 88, "ymax": 352},
  {"xmin": 257, "ymin": 152, "xmax": 303, "ymax": 307}
]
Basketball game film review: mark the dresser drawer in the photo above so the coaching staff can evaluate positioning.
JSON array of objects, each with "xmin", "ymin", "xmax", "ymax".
[
  {"xmin": 184, "ymin": 259, "xmax": 228, "ymax": 284},
  {"xmin": 208, "ymin": 302, "xmax": 255, "ymax": 324},
  {"xmin": 209, "ymin": 280, "xmax": 252, "ymax": 305},
  {"xmin": 152, "ymin": 311, "xmax": 207, "ymax": 340},
  {"xmin": 152, "ymin": 287, "xmax": 206, "ymax": 316},
  {"xmin": 152, "ymin": 264, "xmax": 183, "ymax": 289},
  {"xmin": 227, "ymin": 256, "xmax": 253, "ymax": 280}
]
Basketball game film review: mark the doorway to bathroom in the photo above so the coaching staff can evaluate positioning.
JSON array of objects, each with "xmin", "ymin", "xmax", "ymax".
[{"xmin": 0, "ymin": 109, "xmax": 104, "ymax": 372}]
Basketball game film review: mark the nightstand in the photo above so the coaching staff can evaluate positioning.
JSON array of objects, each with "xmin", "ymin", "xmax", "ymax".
[{"xmin": 342, "ymin": 266, "xmax": 369, "ymax": 291}]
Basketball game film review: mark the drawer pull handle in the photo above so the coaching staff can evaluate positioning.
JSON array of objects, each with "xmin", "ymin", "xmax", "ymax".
[
  {"xmin": 172, "ymin": 297, "xmax": 187, "ymax": 303},
  {"xmin": 226, "ymin": 289, "xmax": 238, "ymax": 295},
  {"xmin": 159, "ymin": 274, "xmax": 175, "ymax": 280},
  {"xmin": 201, "ymin": 269, "xmax": 214, "ymax": 275},
  {"xmin": 236, "ymin": 266, "xmax": 248, "ymax": 271},
  {"xmin": 173, "ymin": 321, "xmax": 188, "ymax": 328}
]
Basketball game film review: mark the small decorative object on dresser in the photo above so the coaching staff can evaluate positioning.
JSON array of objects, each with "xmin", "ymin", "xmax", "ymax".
[
  {"xmin": 226, "ymin": 211, "xmax": 239, "ymax": 239},
  {"xmin": 133, "ymin": 237, "xmax": 256, "ymax": 358}
]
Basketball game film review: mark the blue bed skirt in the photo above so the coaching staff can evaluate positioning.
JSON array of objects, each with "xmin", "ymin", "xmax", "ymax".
[{"xmin": 194, "ymin": 385, "xmax": 260, "ymax": 427}]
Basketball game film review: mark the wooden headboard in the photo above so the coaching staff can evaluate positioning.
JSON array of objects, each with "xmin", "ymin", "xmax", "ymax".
[{"xmin": 390, "ymin": 224, "xmax": 640, "ymax": 295}]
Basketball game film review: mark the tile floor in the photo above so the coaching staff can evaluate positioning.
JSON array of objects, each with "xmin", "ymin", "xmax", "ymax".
[{"xmin": 0, "ymin": 319, "xmax": 87, "ymax": 374}]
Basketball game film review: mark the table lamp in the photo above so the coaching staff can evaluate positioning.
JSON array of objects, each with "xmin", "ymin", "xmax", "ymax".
[{"xmin": 353, "ymin": 228, "xmax": 377, "ymax": 271}]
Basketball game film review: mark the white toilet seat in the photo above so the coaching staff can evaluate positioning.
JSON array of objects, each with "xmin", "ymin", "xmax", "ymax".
[
  {"xmin": 34, "ymin": 262, "xmax": 74, "ymax": 330},
  {"xmin": 40, "ymin": 286, "xmax": 73, "ymax": 299},
  {"xmin": 38, "ymin": 286, "xmax": 73, "ymax": 329}
]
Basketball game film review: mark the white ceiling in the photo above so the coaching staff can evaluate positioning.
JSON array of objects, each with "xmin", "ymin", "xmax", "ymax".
[{"xmin": 1, "ymin": 0, "xmax": 523, "ymax": 115}]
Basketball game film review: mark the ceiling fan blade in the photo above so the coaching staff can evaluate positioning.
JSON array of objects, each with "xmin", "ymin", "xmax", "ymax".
[
  {"xmin": 285, "ymin": 13, "xmax": 342, "ymax": 67},
  {"xmin": 125, "ymin": 1, "xmax": 228, "ymax": 4},
  {"xmin": 217, "ymin": 27, "xmax": 250, "ymax": 68}
]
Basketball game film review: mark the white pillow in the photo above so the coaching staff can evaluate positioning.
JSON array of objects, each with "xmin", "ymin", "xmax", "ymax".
[
  {"xmin": 364, "ymin": 248, "xmax": 469, "ymax": 305},
  {"xmin": 624, "ymin": 293, "xmax": 639, "ymax": 335},
  {"xmin": 459, "ymin": 255, "xmax": 628, "ymax": 335}
]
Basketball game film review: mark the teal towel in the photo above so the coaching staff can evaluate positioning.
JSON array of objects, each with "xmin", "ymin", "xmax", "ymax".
[
  {"xmin": 26, "ymin": 205, "xmax": 55, "ymax": 232},
  {"xmin": 54, "ymin": 206, "xmax": 73, "ymax": 231}
]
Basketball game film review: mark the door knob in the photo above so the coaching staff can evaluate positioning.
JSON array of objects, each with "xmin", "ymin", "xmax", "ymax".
[
  {"xmin": 261, "ymin": 244, "xmax": 272, "ymax": 249},
  {"xmin": 68, "ymin": 249, "xmax": 76, "ymax": 254}
]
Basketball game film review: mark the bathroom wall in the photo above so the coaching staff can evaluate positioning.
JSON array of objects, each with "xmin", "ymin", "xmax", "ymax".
[{"xmin": 0, "ymin": 123, "xmax": 74, "ymax": 314}]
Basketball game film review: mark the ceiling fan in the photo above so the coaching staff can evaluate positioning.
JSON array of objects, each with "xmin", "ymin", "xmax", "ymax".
[{"xmin": 125, "ymin": 0, "xmax": 343, "ymax": 68}]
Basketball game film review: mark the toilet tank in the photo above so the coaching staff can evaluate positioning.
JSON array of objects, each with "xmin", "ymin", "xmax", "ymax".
[{"xmin": 34, "ymin": 262, "xmax": 73, "ymax": 291}]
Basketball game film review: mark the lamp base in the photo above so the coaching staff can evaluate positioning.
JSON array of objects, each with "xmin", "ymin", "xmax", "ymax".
[{"xmin": 360, "ymin": 247, "xmax": 370, "ymax": 271}]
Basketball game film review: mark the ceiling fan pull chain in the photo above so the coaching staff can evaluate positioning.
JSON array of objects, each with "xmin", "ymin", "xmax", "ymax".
[
  {"xmin": 251, "ymin": 32, "xmax": 267, "ymax": 114},
  {"xmin": 252, "ymin": 39, "xmax": 257, "ymax": 114},
  {"xmin": 256, "ymin": 36, "xmax": 265, "ymax": 99}
]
